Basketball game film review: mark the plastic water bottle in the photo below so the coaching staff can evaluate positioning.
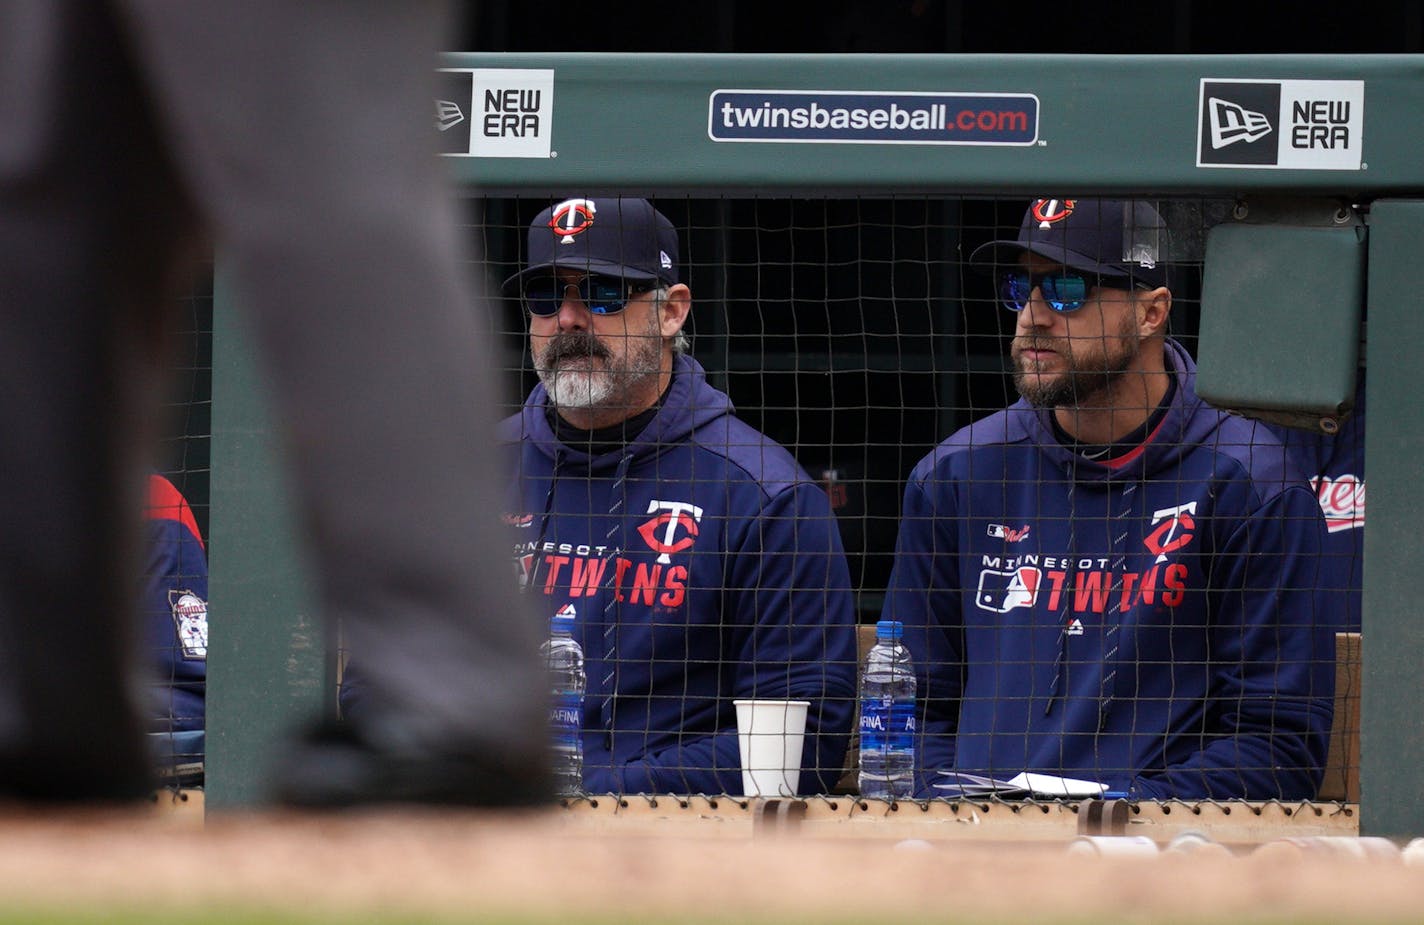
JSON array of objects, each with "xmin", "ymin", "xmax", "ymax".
[
  {"xmin": 859, "ymin": 619, "xmax": 916, "ymax": 799},
  {"xmin": 540, "ymin": 610, "xmax": 585, "ymax": 796}
]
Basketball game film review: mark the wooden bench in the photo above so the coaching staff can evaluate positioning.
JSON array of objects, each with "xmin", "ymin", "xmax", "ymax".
[
  {"xmin": 1319, "ymin": 631, "xmax": 1361, "ymax": 802},
  {"xmin": 832, "ymin": 623, "xmax": 880, "ymax": 794},
  {"xmin": 836, "ymin": 627, "xmax": 1362, "ymax": 803}
]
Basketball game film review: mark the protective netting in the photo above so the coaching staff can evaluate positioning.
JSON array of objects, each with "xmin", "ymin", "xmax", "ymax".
[
  {"xmin": 148, "ymin": 273, "xmax": 213, "ymax": 788},
  {"xmin": 345, "ymin": 194, "xmax": 1360, "ymax": 802}
]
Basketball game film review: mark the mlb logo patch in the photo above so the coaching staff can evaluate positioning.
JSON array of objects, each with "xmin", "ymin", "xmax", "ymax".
[
  {"xmin": 987, "ymin": 523, "xmax": 1031, "ymax": 543},
  {"xmin": 975, "ymin": 566, "xmax": 1041, "ymax": 614}
]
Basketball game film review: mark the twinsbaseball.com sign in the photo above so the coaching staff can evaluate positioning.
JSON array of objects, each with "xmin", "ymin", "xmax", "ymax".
[{"xmin": 709, "ymin": 89, "xmax": 1039, "ymax": 146}]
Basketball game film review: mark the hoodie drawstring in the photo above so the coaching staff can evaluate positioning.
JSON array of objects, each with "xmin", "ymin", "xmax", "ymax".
[
  {"xmin": 1043, "ymin": 466, "xmax": 1135, "ymax": 732},
  {"xmin": 525, "ymin": 449, "xmax": 566, "ymax": 595},
  {"xmin": 1097, "ymin": 479, "xmax": 1137, "ymax": 731},
  {"xmin": 600, "ymin": 451, "xmax": 634, "ymax": 746},
  {"xmin": 1044, "ymin": 470, "xmax": 1075, "ymax": 716}
]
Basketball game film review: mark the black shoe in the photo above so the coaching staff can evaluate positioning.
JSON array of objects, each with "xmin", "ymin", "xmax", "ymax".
[
  {"xmin": 0, "ymin": 762, "xmax": 155, "ymax": 804},
  {"xmin": 270, "ymin": 721, "xmax": 553, "ymax": 809}
]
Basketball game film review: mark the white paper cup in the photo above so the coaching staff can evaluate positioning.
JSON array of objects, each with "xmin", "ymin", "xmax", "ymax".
[
  {"xmin": 734, "ymin": 699, "xmax": 810, "ymax": 797},
  {"xmin": 1068, "ymin": 835, "xmax": 1160, "ymax": 858}
]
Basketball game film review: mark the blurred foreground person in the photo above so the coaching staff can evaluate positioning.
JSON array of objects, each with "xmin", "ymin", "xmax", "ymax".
[{"xmin": 0, "ymin": 1, "xmax": 547, "ymax": 804}]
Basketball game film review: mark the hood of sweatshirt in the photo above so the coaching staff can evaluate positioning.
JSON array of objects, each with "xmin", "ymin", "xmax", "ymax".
[
  {"xmin": 974, "ymin": 338, "xmax": 1218, "ymax": 487},
  {"xmin": 502, "ymin": 353, "xmax": 732, "ymax": 472}
]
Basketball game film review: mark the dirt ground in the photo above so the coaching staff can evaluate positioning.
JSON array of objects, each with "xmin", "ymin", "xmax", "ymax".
[{"xmin": 0, "ymin": 803, "xmax": 1422, "ymax": 924}]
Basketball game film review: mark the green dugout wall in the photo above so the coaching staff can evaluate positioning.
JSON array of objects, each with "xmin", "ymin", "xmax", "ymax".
[{"xmin": 209, "ymin": 54, "xmax": 1424, "ymax": 835}]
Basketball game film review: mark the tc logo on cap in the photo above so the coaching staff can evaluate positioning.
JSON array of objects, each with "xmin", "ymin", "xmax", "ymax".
[
  {"xmin": 1030, "ymin": 199, "xmax": 1075, "ymax": 229},
  {"xmin": 549, "ymin": 198, "xmax": 597, "ymax": 245}
]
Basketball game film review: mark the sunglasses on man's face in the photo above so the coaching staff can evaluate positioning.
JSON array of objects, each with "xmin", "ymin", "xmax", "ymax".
[
  {"xmin": 522, "ymin": 273, "xmax": 655, "ymax": 317},
  {"xmin": 997, "ymin": 269, "xmax": 1127, "ymax": 313}
]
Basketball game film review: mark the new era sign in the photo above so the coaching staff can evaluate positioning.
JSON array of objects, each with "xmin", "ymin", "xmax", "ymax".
[
  {"xmin": 437, "ymin": 68, "xmax": 555, "ymax": 158},
  {"xmin": 1197, "ymin": 79, "xmax": 1364, "ymax": 170}
]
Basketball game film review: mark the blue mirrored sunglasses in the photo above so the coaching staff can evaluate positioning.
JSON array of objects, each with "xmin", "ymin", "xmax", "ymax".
[
  {"xmin": 998, "ymin": 269, "xmax": 1125, "ymax": 313},
  {"xmin": 522, "ymin": 273, "xmax": 655, "ymax": 317}
]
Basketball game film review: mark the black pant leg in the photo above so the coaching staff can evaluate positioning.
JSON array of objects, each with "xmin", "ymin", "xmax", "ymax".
[
  {"xmin": 119, "ymin": 1, "xmax": 548, "ymax": 758},
  {"xmin": 0, "ymin": 0, "xmax": 196, "ymax": 799}
]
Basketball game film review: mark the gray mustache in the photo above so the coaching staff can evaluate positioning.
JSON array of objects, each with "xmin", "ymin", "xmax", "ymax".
[{"xmin": 541, "ymin": 331, "xmax": 610, "ymax": 365}]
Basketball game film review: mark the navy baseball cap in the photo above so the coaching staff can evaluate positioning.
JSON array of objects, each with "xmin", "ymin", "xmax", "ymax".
[
  {"xmin": 502, "ymin": 196, "xmax": 679, "ymax": 293},
  {"xmin": 969, "ymin": 198, "xmax": 1170, "ymax": 289}
]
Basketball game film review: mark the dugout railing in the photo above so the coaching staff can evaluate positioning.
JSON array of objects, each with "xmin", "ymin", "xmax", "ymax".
[{"xmin": 206, "ymin": 54, "xmax": 1424, "ymax": 837}]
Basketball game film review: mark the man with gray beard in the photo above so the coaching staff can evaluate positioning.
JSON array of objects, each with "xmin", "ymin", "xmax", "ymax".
[
  {"xmin": 474, "ymin": 197, "xmax": 859, "ymax": 796},
  {"xmin": 882, "ymin": 198, "xmax": 1338, "ymax": 801},
  {"xmin": 533, "ymin": 294, "xmax": 664, "ymax": 418}
]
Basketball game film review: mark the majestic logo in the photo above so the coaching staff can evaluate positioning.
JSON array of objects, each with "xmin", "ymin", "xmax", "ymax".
[
  {"xmin": 976, "ymin": 566, "xmax": 1041, "ymax": 614},
  {"xmin": 1207, "ymin": 97, "xmax": 1273, "ymax": 148},
  {"xmin": 987, "ymin": 523, "xmax": 1031, "ymax": 543},
  {"xmin": 636, "ymin": 500, "xmax": 705, "ymax": 565},
  {"xmin": 1065, "ymin": 618, "xmax": 1085, "ymax": 637},
  {"xmin": 435, "ymin": 100, "xmax": 465, "ymax": 132},
  {"xmin": 555, "ymin": 602, "xmax": 577, "ymax": 620},
  {"xmin": 549, "ymin": 198, "xmax": 596, "ymax": 245},
  {"xmin": 169, "ymin": 590, "xmax": 208, "ymax": 660},
  {"xmin": 1144, "ymin": 502, "xmax": 1197, "ymax": 564},
  {"xmin": 1030, "ymin": 199, "xmax": 1075, "ymax": 229},
  {"xmin": 502, "ymin": 512, "xmax": 534, "ymax": 527},
  {"xmin": 1312, "ymin": 474, "xmax": 1365, "ymax": 533}
]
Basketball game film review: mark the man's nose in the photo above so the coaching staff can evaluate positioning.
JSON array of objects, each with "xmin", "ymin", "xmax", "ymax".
[
  {"xmin": 1016, "ymin": 285, "xmax": 1055, "ymax": 332},
  {"xmin": 555, "ymin": 283, "xmax": 590, "ymax": 330}
]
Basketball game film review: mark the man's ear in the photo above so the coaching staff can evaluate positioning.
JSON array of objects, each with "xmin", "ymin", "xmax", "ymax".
[
  {"xmin": 661, "ymin": 283, "xmax": 692, "ymax": 337},
  {"xmin": 1138, "ymin": 286, "xmax": 1172, "ymax": 337}
]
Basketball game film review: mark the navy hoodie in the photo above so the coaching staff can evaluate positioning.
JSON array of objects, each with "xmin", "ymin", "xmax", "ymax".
[
  {"xmin": 883, "ymin": 340, "xmax": 1338, "ymax": 800},
  {"xmin": 501, "ymin": 354, "xmax": 858, "ymax": 795},
  {"xmin": 143, "ymin": 473, "xmax": 208, "ymax": 735},
  {"xmin": 1268, "ymin": 376, "xmax": 1365, "ymax": 632}
]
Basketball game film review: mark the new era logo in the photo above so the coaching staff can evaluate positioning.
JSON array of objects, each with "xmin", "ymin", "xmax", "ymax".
[
  {"xmin": 435, "ymin": 100, "xmax": 465, "ymax": 132},
  {"xmin": 1207, "ymin": 97, "xmax": 1272, "ymax": 149},
  {"xmin": 1198, "ymin": 81, "xmax": 1281, "ymax": 166}
]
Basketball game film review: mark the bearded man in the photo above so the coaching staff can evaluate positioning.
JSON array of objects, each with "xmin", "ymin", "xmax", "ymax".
[
  {"xmin": 883, "ymin": 198, "xmax": 1340, "ymax": 801},
  {"xmin": 492, "ymin": 197, "xmax": 856, "ymax": 796}
]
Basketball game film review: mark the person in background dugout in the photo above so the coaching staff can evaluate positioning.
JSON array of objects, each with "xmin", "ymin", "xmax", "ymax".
[
  {"xmin": 143, "ymin": 473, "xmax": 208, "ymax": 784},
  {"xmin": 0, "ymin": 1, "xmax": 548, "ymax": 804},
  {"xmin": 883, "ymin": 198, "xmax": 1340, "ymax": 801},
  {"xmin": 1267, "ymin": 375, "xmax": 1365, "ymax": 634},
  {"xmin": 349, "ymin": 197, "xmax": 859, "ymax": 795}
]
